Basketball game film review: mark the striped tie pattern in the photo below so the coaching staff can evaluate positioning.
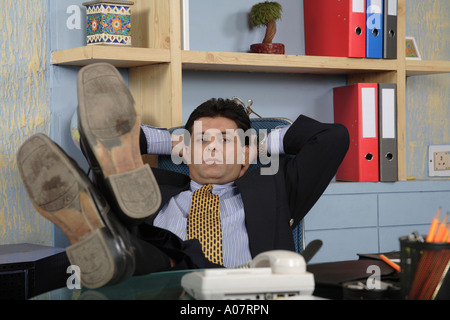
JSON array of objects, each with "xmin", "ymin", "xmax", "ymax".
[{"xmin": 186, "ymin": 184, "xmax": 223, "ymax": 265}]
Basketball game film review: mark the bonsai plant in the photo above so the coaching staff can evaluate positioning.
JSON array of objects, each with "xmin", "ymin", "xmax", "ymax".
[{"xmin": 250, "ymin": 1, "xmax": 284, "ymax": 54}]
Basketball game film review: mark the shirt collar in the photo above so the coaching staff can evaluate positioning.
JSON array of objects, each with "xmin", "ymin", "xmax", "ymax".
[{"xmin": 190, "ymin": 180, "xmax": 237, "ymax": 197}]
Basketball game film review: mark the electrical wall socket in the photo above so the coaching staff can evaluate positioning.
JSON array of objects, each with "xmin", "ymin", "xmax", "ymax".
[
  {"xmin": 428, "ymin": 145, "xmax": 450, "ymax": 176},
  {"xmin": 434, "ymin": 151, "xmax": 450, "ymax": 170}
]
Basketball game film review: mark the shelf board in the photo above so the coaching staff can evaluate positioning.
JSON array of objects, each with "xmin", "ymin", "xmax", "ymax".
[
  {"xmin": 182, "ymin": 51, "xmax": 398, "ymax": 75},
  {"xmin": 51, "ymin": 46, "xmax": 171, "ymax": 68},
  {"xmin": 406, "ymin": 60, "xmax": 450, "ymax": 76},
  {"xmin": 51, "ymin": 48, "xmax": 450, "ymax": 77}
]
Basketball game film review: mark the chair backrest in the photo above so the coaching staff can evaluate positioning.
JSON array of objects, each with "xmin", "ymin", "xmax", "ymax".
[{"xmin": 157, "ymin": 117, "xmax": 305, "ymax": 253}]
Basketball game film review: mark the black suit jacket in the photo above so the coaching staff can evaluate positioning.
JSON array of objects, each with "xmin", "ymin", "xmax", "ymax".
[{"xmin": 139, "ymin": 115, "xmax": 349, "ymax": 268}]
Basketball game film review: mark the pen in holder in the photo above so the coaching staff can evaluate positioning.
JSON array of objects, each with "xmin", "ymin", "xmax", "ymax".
[{"xmin": 399, "ymin": 236, "xmax": 450, "ymax": 300}]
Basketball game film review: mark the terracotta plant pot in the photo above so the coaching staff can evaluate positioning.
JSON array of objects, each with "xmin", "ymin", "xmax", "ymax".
[{"xmin": 250, "ymin": 43, "xmax": 285, "ymax": 54}]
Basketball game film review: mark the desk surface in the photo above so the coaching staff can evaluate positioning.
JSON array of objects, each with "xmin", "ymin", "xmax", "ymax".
[
  {"xmin": 34, "ymin": 270, "xmax": 191, "ymax": 300},
  {"xmin": 0, "ymin": 243, "xmax": 65, "ymax": 264},
  {"xmin": 34, "ymin": 259, "xmax": 401, "ymax": 300}
]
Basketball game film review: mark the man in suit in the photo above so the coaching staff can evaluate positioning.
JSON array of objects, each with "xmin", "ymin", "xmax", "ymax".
[{"xmin": 17, "ymin": 63, "xmax": 349, "ymax": 289}]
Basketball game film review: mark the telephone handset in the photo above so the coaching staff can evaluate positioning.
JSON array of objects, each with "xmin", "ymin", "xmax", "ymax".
[
  {"xmin": 250, "ymin": 250, "xmax": 307, "ymax": 274},
  {"xmin": 181, "ymin": 250, "xmax": 315, "ymax": 300}
]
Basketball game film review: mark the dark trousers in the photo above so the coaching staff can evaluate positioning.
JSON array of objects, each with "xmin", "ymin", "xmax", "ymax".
[{"xmin": 130, "ymin": 223, "xmax": 221, "ymax": 276}]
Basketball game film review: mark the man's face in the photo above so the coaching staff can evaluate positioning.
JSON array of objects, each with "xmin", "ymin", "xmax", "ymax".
[{"xmin": 186, "ymin": 116, "xmax": 250, "ymax": 185}]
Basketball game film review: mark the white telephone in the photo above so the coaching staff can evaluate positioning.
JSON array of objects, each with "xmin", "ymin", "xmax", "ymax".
[{"xmin": 181, "ymin": 250, "xmax": 315, "ymax": 300}]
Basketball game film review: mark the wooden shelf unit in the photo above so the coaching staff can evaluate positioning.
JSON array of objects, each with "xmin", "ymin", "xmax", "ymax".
[{"xmin": 50, "ymin": 0, "xmax": 449, "ymax": 181}]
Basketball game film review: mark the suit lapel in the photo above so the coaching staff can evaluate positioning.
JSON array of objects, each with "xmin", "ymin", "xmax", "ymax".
[{"xmin": 235, "ymin": 169, "xmax": 277, "ymax": 257}]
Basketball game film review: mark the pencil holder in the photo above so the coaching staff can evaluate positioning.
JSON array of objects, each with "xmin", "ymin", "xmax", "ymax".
[
  {"xmin": 83, "ymin": 0, "xmax": 134, "ymax": 46},
  {"xmin": 399, "ymin": 236, "xmax": 450, "ymax": 300}
]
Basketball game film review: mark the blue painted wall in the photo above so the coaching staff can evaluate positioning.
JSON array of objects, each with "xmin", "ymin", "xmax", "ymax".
[{"xmin": 189, "ymin": 0, "xmax": 304, "ymax": 55}]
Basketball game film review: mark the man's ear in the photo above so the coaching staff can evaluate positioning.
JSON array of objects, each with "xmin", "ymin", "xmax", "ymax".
[
  {"xmin": 248, "ymin": 133, "xmax": 258, "ymax": 165},
  {"xmin": 182, "ymin": 145, "xmax": 190, "ymax": 164},
  {"xmin": 238, "ymin": 145, "xmax": 251, "ymax": 178}
]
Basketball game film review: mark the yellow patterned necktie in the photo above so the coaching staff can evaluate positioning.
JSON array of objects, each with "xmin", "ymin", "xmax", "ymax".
[{"xmin": 186, "ymin": 184, "xmax": 223, "ymax": 265}]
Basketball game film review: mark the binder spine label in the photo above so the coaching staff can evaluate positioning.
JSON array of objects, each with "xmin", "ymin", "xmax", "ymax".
[
  {"xmin": 388, "ymin": 0, "xmax": 397, "ymax": 16},
  {"xmin": 367, "ymin": 0, "xmax": 382, "ymax": 29},
  {"xmin": 361, "ymin": 88, "xmax": 377, "ymax": 138},
  {"xmin": 353, "ymin": 0, "xmax": 365, "ymax": 13},
  {"xmin": 381, "ymin": 88, "xmax": 396, "ymax": 139}
]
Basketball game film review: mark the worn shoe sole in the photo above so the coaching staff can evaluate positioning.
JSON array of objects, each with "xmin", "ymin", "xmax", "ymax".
[
  {"xmin": 77, "ymin": 63, "xmax": 161, "ymax": 221},
  {"xmin": 17, "ymin": 133, "xmax": 130, "ymax": 288}
]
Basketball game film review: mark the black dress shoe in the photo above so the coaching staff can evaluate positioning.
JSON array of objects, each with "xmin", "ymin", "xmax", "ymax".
[
  {"xmin": 77, "ymin": 62, "xmax": 161, "ymax": 225},
  {"xmin": 17, "ymin": 133, "xmax": 135, "ymax": 289}
]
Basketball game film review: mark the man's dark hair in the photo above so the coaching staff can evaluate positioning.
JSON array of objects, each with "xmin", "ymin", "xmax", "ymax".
[{"xmin": 184, "ymin": 98, "xmax": 251, "ymax": 145}]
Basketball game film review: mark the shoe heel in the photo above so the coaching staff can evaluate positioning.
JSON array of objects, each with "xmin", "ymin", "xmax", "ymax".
[
  {"xmin": 66, "ymin": 228, "xmax": 115, "ymax": 289},
  {"xmin": 106, "ymin": 164, "xmax": 161, "ymax": 220}
]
